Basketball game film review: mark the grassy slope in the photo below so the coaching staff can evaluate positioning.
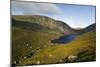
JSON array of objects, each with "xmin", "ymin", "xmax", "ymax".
[
  {"xmin": 12, "ymin": 27, "xmax": 61, "ymax": 64},
  {"xmin": 20, "ymin": 31, "xmax": 96, "ymax": 65},
  {"xmin": 12, "ymin": 16, "xmax": 75, "ymax": 34}
]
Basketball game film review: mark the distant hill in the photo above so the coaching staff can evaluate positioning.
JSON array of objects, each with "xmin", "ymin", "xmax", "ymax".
[
  {"xmin": 12, "ymin": 15, "xmax": 75, "ymax": 34},
  {"xmin": 74, "ymin": 23, "xmax": 96, "ymax": 34}
]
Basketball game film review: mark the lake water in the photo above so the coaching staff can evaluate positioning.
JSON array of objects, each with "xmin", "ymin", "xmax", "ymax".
[{"xmin": 51, "ymin": 35, "xmax": 77, "ymax": 44}]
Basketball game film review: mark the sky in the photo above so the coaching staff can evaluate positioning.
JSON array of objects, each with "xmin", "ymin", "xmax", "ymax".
[{"xmin": 11, "ymin": 1, "xmax": 96, "ymax": 28}]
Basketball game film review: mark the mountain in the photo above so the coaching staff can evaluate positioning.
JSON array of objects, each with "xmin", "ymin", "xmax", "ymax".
[
  {"xmin": 12, "ymin": 18, "xmax": 50, "ymax": 32},
  {"xmin": 12, "ymin": 15, "xmax": 75, "ymax": 35},
  {"xmin": 12, "ymin": 15, "xmax": 75, "ymax": 66},
  {"xmin": 74, "ymin": 23, "xmax": 96, "ymax": 34},
  {"xmin": 12, "ymin": 15, "xmax": 96, "ymax": 66}
]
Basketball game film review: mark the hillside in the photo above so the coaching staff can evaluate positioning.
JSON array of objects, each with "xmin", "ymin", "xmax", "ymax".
[
  {"xmin": 74, "ymin": 23, "xmax": 96, "ymax": 34},
  {"xmin": 12, "ymin": 15, "xmax": 75, "ymax": 34},
  {"xmin": 19, "ymin": 31, "xmax": 96, "ymax": 65},
  {"xmin": 12, "ymin": 27, "xmax": 61, "ymax": 65}
]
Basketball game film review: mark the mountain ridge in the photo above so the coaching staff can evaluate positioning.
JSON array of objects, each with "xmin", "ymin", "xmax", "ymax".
[
  {"xmin": 12, "ymin": 15, "xmax": 75, "ymax": 34},
  {"xmin": 74, "ymin": 23, "xmax": 96, "ymax": 34}
]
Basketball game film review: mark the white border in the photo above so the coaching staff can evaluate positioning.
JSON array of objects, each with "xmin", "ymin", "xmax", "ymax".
[
  {"xmin": 0, "ymin": 0, "xmax": 10, "ymax": 67},
  {"xmin": 14, "ymin": 0, "xmax": 96, "ymax": 5}
]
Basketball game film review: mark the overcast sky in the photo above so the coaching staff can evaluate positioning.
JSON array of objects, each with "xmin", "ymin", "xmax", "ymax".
[{"xmin": 11, "ymin": 1, "xmax": 96, "ymax": 28}]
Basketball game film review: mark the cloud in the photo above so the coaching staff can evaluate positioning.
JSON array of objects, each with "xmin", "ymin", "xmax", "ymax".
[{"xmin": 11, "ymin": 1, "xmax": 62, "ymax": 15}]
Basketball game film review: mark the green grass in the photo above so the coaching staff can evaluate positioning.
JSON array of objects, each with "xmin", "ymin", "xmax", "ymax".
[
  {"xmin": 12, "ymin": 27, "xmax": 61, "ymax": 65},
  {"xmin": 19, "ymin": 31, "xmax": 96, "ymax": 65}
]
